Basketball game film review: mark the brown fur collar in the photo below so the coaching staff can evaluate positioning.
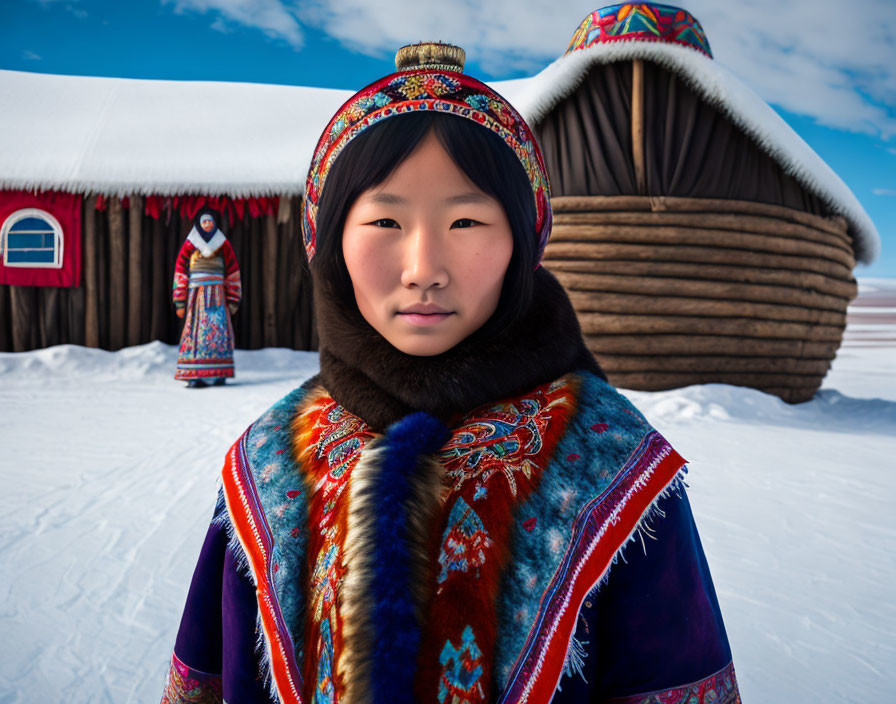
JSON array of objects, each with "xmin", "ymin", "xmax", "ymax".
[{"xmin": 315, "ymin": 266, "xmax": 604, "ymax": 432}]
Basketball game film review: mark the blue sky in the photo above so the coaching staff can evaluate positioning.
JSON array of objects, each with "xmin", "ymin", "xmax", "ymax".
[{"xmin": 2, "ymin": 0, "xmax": 895, "ymax": 277}]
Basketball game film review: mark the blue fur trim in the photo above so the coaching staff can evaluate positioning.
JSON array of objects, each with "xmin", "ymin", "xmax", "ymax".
[{"xmin": 371, "ymin": 412, "xmax": 449, "ymax": 704}]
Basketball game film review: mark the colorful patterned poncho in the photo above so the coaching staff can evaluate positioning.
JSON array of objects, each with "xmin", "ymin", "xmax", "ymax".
[{"xmin": 161, "ymin": 369, "xmax": 739, "ymax": 704}]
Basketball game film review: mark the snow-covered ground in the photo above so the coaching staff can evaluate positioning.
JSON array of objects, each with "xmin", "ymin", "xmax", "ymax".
[{"xmin": 2, "ymin": 280, "xmax": 894, "ymax": 704}]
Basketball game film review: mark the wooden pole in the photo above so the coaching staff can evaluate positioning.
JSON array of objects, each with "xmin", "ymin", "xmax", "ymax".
[
  {"xmin": 576, "ymin": 312, "xmax": 844, "ymax": 341},
  {"xmin": 83, "ymin": 197, "xmax": 99, "ymax": 348},
  {"xmin": 548, "ymin": 224, "xmax": 855, "ymax": 269},
  {"xmin": 107, "ymin": 197, "xmax": 126, "ymax": 350},
  {"xmin": 631, "ymin": 59, "xmax": 646, "ymax": 195},
  {"xmin": 39, "ymin": 287, "xmax": 61, "ymax": 348},
  {"xmin": 565, "ymin": 290, "xmax": 846, "ymax": 326},
  {"xmin": 0, "ymin": 284, "xmax": 10, "ymax": 351},
  {"xmin": 262, "ymin": 214, "xmax": 278, "ymax": 347},
  {"xmin": 149, "ymin": 216, "xmax": 166, "ymax": 342},
  {"xmin": 9, "ymin": 286, "xmax": 36, "ymax": 351},
  {"xmin": 249, "ymin": 216, "xmax": 263, "ymax": 348},
  {"xmin": 544, "ymin": 258, "xmax": 857, "ymax": 298},
  {"xmin": 596, "ymin": 354, "xmax": 833, "ymax": 375},
  {"xmin": 584, "ymin": 333, "xmax": 839, "ymax": 358},
  {"xmin": 551, "ymin": 212, "xmax": 852, "ymax": 254},
  {"xmin": 552, "ymin": 271, "xmax": 851, "ymax": 311},
  {"xmin": 552, "ymin": 194, "xmax": 852, "ymax": 239},
  {"xmin": 543, "ymin": 241, "xmax": 854, "ymax": 281},
  {"xmin": 606, "ymin": 371, "xmax": 825, "ymax": 392},
  {"xmin": 127, "ymin": 195, "xmax": 143, "ymax": 346}
]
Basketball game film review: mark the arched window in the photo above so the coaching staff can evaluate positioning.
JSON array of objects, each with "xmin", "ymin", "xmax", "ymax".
[{"xmin": 1, "ymin": 208, "xmax": 64, "ymax": 268}]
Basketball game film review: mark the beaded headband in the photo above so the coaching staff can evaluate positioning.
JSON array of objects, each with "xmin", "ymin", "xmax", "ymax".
[{"xmin": 302, "ymin": 42, "xmax": 552, "ymax": 264}]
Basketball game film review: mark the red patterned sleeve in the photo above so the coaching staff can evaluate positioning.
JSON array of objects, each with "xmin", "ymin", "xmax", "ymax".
[
  {"xmin": 172, "ymin": 240, "xmax": 194, "ymax": 311},
  {"xmin": 221, "ymin": 240, "xmax": 242, "ymax": 306}
]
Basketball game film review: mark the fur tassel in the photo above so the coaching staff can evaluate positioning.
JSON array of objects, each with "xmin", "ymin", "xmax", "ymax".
[
  {"xmin": 369, "ymin": 413, "xmax": 449, "ymax": 704},
  {"xmin": 338, "ymin": 414, "xmax": 449, "ymax": 704}
]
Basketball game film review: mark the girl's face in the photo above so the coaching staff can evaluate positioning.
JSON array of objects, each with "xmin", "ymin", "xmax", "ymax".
[
  {"xmin": 342, "ymin": 130, "xmax": 513, "ymax": 356},
  {"xmin": 200, "ymin": 217, "xmax": 215, "ymax": 233}
]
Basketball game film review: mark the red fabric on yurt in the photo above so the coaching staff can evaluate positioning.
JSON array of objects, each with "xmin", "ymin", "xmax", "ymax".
[{"xmin": 0, "ymin": 189, "xmax": 81, "ymax": 287}]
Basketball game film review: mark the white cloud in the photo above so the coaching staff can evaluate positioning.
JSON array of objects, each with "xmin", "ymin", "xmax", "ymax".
[
  {"xmin": 163, "ymin": 0, "xmax": 304, "ymax": 48},
  {"xmin": 294, "ymin": 0, "xmax": 896, "ymax": 140},
  {"xmin": 22, "ymin": 50, "xmax": 41, "ymax": 61},
  {"xmin": 158, "ymin": 0, "xmax": 896, "ymax": 139},
  {"xmin": 872, "ymin": 188, "xmax": 896, "ymax": 196}
]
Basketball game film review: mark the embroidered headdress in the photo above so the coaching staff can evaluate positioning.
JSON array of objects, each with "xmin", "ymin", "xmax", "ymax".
[{"xmin": 302, "ymin": 42, "xmax": 553, "ymax": 263}]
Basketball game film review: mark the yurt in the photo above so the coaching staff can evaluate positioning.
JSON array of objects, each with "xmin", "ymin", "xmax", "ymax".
[
  {"xmin": 0, "ymin": 4, "xmax": 878, "ymax": 403},
  {"xmin": 502, "ymin": 3, "xmax": 880, "ymax": 403}
]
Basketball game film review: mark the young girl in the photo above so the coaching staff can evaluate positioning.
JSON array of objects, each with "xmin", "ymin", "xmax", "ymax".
[
  {"xmin": 172, "ymin": 207, "xmax": 241, "ymax": 387},
  {"xmin": 162, "ymin": 44, "xmax": 740, "ymax": 704}
]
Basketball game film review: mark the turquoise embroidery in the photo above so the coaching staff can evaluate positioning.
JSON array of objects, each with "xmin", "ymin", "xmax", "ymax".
[
  {"xmin": 439, "ymin": 626, "xmax": 484, "ymax": 704},
  {"xmin": 438, "ymin": 498, "xmax": 492, "ymax": 585}
]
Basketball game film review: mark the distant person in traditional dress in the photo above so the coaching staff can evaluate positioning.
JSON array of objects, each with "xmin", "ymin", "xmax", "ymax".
[{"xmin": 172, "ymin": 207, "xmax": 241, "ymax": 387}]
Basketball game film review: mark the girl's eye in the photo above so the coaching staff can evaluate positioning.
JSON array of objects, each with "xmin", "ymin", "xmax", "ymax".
[
  {"xmin": 369, "ymin": 218, "xmax": 400, "ymax": 228},
  {"xmin": 451, "ymin": 218, "xmax": 480, "ymax": 229}
]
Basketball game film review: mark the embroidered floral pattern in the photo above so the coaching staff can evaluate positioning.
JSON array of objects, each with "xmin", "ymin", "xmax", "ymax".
[
  {"xmin": 303, "ymin": 68, "xmax": 551, "ymax": 262},
  {"xmin": 565, "ymin": 3, "xmax": 712, "ymax": 58},
  {"xmin": 439, "ymin": 378, "xmax": 574, "ymax": 496},
  {"xmin": 161, "ymin": 653, "xmax": 222, "ymax": 704},
  {"xmin": 295, "ymin": 393, "xmax": 375, "ymax": 704},
  {"xmin": 439, "ymin": 626, "xmax": 485, "ymax": 704},
  {"xmin": 606, "ymin": 661, "xmax": 740, "ymax": 703}
]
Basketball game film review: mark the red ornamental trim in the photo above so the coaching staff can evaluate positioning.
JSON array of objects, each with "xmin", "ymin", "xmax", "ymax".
[
  {"xmin": 499, "ymin": 432, "xmax": 686, "ymax": 704},
  {"xmin": 136, "ymin": 195, "xmax": 280, "ymax": 222},
  {"xmin": 605, "ymin": 661, "xmax": 740, "ymax": 703},
  {"xmin": 221, "ymin": 434, "xmax": 305, "ymax": 704},
  {"xmin": 161, "ymin": 652, "xmax": 223, "ymax": 704}
]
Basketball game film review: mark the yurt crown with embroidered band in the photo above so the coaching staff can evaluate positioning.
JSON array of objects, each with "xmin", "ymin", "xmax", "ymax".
[
  {"xmin": 566, "ymin": 2, "xmax": 712, "ymax": 57},
  {"xmin": 302, "ymin": 41, "xmax": 553, "ymax": 263}
]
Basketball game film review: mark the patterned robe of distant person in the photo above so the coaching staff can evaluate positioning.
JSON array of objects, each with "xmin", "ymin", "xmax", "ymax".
[{"xmin": 172, "ymin": 208, "xmax": 241, "ymax": 387}]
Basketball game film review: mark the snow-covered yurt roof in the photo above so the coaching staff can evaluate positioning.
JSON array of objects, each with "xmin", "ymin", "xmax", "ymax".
[{"xmin": 0, "ymin": 7, "xmax": 879, "ymax": 263}]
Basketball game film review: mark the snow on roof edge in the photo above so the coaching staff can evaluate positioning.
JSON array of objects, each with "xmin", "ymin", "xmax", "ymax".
[
  {"xmin": 0, "ymin": 178, "xmax": 304, "ymax": 199},
  {"xmin": 504, "ymin": 41, "xmax": 880, "ymax": 265}
]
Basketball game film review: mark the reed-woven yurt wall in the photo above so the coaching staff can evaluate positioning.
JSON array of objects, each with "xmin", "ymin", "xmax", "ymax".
[
  {"xmin": 535, "ymin": 60, "xmax": 857, "ymax": 403},
  {"xmin": 0, "ymin": 195, "xmax": 316, "ymax": 353}
]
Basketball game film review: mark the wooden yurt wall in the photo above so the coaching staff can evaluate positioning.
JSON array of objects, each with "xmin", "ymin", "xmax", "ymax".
[
  {"xmin": 0, "ymin": 195, "xmax": 316, "ymax": 353},
  {"xmin": 534, "ymin": 61, "xmax": 858, "ymax": 403}
]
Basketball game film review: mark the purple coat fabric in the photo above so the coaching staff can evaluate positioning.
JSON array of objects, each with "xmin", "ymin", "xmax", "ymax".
[{"xmin": 164, "ymin": 488, "xmax": 734, "ymax": 703}]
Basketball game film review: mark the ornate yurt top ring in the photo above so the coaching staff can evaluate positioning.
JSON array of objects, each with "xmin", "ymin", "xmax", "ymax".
[{"xmin": 566, "ymin": 3, "xmax": 712, "ymax": 58}]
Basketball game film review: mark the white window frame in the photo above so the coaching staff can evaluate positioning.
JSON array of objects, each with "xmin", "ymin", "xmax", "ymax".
[{"xmin": 1, "ymin": 208, "xmax": 64, "ymax": 269}]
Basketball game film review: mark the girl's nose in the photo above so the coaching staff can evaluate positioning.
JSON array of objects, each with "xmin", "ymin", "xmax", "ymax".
[{"xmin": 400, "ymin": 225, "xmax": 449, "ymax": 290}]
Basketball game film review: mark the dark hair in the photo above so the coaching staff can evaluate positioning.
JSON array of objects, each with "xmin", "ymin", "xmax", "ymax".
[{"xmin": 312, "ymin": 111, "xmax": 537, "ymax": 337}]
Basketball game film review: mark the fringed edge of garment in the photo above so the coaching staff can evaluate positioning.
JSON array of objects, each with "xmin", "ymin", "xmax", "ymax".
[
  {"xmin": 556, "ymin": 472, "xmax": 689, "ymax": 689},
  {"xmin": 499, "ymin": 432, "xmax": 687, "ymax": 704},
  {"xmin": 210, "ymin": 488, "xmax": 279, "ymax": 702},
  {"xmin": 220, "ymin": 435, "xmax": 305, "ymax": 704}
]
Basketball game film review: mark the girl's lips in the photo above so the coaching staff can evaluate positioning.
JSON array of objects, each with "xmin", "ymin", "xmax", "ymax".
[{"xmin": 397, "ymin": 311, "xmax": 453, "ymax": 327}]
